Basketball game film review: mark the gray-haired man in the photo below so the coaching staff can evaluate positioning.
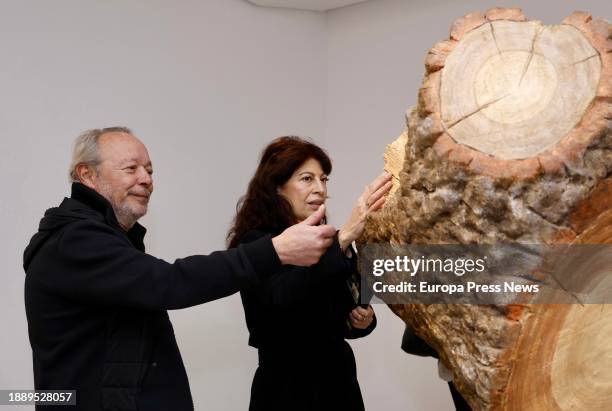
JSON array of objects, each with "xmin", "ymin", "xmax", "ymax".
[{"xmin": 24, "ymin": 127, "xmax": 335, "ymax": 410}]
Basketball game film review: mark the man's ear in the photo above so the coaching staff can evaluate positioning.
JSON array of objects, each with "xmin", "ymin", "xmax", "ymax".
[{"xmin": 75, "ymin": 164, "xmax": 97, "ymax": 190}]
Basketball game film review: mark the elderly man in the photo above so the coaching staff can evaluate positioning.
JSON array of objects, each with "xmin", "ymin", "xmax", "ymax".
[{"xmin": 23, "ymin": 127, "xmax": 336, "ymax": 410}]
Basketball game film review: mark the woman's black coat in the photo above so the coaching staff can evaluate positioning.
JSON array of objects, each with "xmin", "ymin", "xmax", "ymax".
[{"xmin": 239, "ymin": 229, "xmax": 376, "ymax": 411}]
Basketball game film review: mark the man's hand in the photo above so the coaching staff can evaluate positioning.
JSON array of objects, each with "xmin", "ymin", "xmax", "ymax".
[{"xmin": 272, "ymin": 205, "xmax": 336, "ymax": 266}]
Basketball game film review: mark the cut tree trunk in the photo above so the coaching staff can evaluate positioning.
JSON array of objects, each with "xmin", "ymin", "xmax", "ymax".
[{"xmin": 362, "ymin": 8, "xmax": 611, "ymax": 411}]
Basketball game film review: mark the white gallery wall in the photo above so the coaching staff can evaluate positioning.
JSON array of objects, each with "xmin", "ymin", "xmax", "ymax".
[
  {"xmin": 0, "ymin": 1, "xmax": 326, "ymax": 410},
  {"xmin": 2, "ymin": 0, "xmax": 610, "ymax": 410}
]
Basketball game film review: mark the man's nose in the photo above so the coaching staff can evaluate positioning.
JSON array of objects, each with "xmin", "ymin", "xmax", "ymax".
[{"xmin": 137, "ymin": 167, "xmax": 153, "ymax": 186}]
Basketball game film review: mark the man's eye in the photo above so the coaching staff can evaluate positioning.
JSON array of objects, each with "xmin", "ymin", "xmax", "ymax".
[
  {"xmin": 147, "ymin": 169, "xmax": 154, "ymax": 175},
  {"xmin": 124, "ymin": 166, "xmax": 137, "ymax": 172}
]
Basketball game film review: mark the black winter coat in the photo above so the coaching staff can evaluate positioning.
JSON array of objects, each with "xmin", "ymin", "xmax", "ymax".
[
  {"xmin": 239, "ymin": 229, "xmax": 376, "ymax": 411},
  {"xmin": 23, "ymin": 183, "xmax": 281, "ymax": 410}
]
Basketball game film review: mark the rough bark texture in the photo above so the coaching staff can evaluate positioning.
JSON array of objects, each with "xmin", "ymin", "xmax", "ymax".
[{"xmin": 361, "ymin": 9, "xmax": 612, "ymax": 410}]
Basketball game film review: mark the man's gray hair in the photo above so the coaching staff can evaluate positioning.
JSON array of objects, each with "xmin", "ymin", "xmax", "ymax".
[{"xmin": 68, "ymin": 126, "xmax": 132, "ymax": 182}]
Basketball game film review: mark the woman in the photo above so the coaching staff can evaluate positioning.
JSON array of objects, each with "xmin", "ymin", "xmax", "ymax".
[{"xmin": 228, "ymin": 136, "xmax": 392, "ymax": 411}]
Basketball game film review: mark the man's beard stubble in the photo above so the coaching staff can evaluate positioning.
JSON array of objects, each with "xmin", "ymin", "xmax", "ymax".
[{"xmin": 96, "ymin": 180, "xmax": 147, "ymax": 230}]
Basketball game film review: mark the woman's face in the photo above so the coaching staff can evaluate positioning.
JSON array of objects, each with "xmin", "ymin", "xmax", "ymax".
[{"xmin": 278, "ymin": 158, "xmax": 328, "ymax": 222}]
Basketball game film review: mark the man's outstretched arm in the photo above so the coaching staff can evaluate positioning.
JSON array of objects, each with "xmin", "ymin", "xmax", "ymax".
[{"xmin": 31, "ymin": 206, "xmax": 335, "ymax": 310}]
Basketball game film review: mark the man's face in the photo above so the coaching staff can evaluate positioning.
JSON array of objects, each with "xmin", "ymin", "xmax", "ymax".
[{"xmin": 91, "ymin": 132, "xmax": 153, "ymax": 230}]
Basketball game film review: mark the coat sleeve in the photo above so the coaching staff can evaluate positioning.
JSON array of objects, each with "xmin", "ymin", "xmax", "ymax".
[
  {"xmin": 44, "ymin": 220, "xmax": 281, "ymax": 310},
  {"xmin": 345, "ymin": 313, "xmax": 377, "ymax": 339},
  {"xmin": 240, "ymin": 229, "xmax": 354, "ymax": 308},
  {"xmin": 400, "ymin": 324, "xmax": 439, "ymax": 358},
  {"xmin": 342, "ymin": 242, "xmax": 377, "ymax": 339}
]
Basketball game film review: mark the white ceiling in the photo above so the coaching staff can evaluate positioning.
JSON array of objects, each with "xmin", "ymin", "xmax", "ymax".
[{"xmin": 246, "ymin": 0, "xmax": 370, "ymax": 12}]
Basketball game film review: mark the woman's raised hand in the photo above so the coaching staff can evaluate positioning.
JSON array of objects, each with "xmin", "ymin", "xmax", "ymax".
[{"xmin": 338, "ymin": 171, "xmax": 393, "ymax": 251}]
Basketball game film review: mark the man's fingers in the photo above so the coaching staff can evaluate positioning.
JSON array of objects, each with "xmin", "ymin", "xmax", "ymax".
[
  {"xmin": 302, "ymin": 224, "xmax": 335, "ymax": 265},
  {"xmin": 302, "ymin": 204, "xmax": 325, "ymax": 226},
  {"xmin": 317, "ymin": 224, "xmax": 336, "ymax": 239}
]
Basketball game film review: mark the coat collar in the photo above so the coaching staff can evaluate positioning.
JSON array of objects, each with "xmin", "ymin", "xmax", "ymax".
[{"xmin": 70, "ymin": 182, "xmax": 147, "ymax": 250}]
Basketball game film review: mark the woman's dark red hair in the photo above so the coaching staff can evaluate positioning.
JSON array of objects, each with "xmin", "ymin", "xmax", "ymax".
[{"xmin": 227, "ymin": 136, "xmax": 332, "ymax": 248}]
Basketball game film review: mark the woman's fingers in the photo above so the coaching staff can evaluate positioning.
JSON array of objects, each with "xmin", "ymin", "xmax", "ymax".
[
  {"xmin": 367, "ymin": 196, "xmax": 386, "ymax": 212},
  {"xmin": 373, "ymin": 171, "xmax": 393, "ymax": 190},
  {"xmin": 377, "ymin": 171, "xmax": 393, "ymax": 187},
  {"xmin": 349, "ymin": 316, "xmax": 363, "ymax": 329},
  {"xmin": 351, "ymin": 306, "xmax": 374, "ymax": 320},
  {"xmin": 364, "ymin": 172, "xmax": 392, "ymax": 198},
  {"xmin": 349, "ymin": 306, "xmax": 374, "ymax": 329},
  {"xmin": 364, "ymin": 172, "xmax": 392, "ymax": 209},
  {"xmin": 349, "ymin": 313, "xmax": 365, "ymax": 328},
  {"xmin": 367, "ymin": 181, "xmax": 392, "ymax": 210},
  {"xmin": 353, "ymin": 306, "xmax": 368, "ymax": 317},
  {"xmin": 341, "ymin": 172, "xmax": 392, "ymax": 245}
]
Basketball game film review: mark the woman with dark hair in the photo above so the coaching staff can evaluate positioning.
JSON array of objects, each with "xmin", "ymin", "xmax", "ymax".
[{"xmin": 228, "ymin": 136, "xmax": 392, "ymax": 411}]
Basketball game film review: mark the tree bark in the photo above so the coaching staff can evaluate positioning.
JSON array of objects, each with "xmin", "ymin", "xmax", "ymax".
[{"xmin": 361, "ymin": 8, "xmax": 611, "ymax": 410}]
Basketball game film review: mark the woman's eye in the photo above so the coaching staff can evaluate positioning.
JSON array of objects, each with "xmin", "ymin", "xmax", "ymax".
[{"xmin": 302, "ymin": 176, "xmax": 312, "ymax": 182}]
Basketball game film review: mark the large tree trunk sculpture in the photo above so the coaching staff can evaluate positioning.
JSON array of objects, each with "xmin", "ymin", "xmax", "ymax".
[{"xmin": 362, "ymin": 8, "xmax": 611, "ymax": 410}]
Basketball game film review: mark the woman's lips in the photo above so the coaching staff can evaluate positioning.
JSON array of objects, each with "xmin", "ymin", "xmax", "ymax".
[{"xmin": 307, "ymin": 200, "xmax": 324, "ymax": 209}]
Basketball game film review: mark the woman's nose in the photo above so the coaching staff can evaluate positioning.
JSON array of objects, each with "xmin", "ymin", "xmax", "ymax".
[{"xmin": 314, "ymin": 179, "xmax": 325, "ymax": 193}]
